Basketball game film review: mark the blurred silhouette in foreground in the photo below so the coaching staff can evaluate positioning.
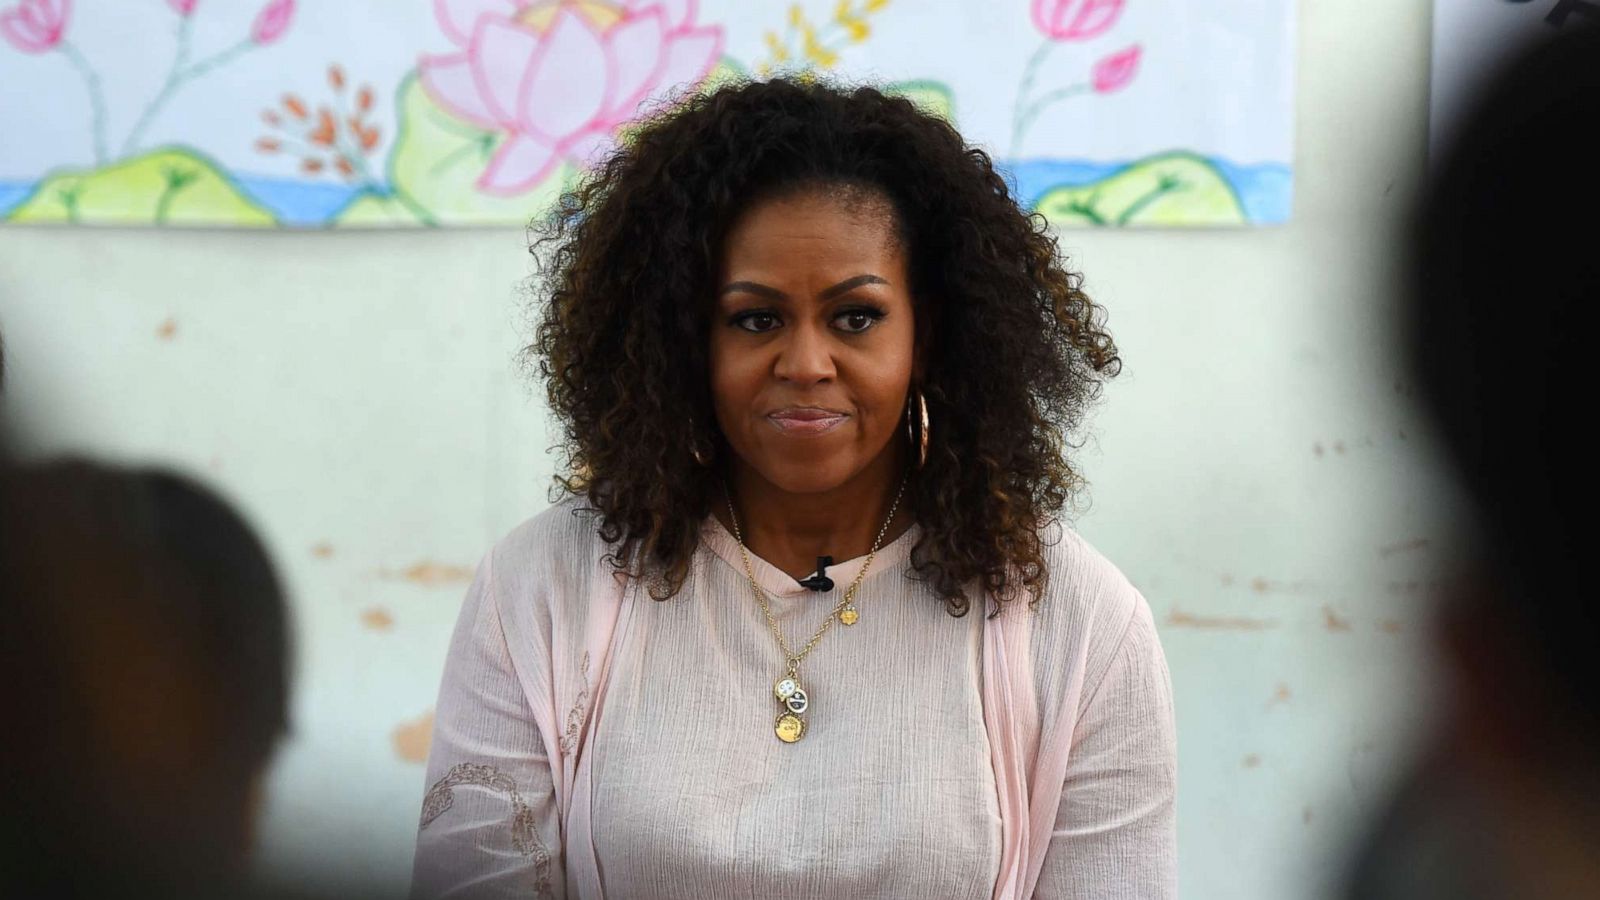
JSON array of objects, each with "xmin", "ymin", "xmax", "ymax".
[
  {"xmin": 0, "ymin": 458, "xmax": 291, "ymax": 898},
  {"xmin": 1340, "ymin": 21, "xmax": 1600, "ymax": 900}
]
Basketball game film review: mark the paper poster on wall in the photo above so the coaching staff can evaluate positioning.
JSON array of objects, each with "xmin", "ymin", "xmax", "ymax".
[
  {"xmin": 0, "ymin": 0, "xmax": 1295, "ymax": 229},
  {"xmin": 1429, "ymin": 0, "xmax": 1597, "ymax": 155}
]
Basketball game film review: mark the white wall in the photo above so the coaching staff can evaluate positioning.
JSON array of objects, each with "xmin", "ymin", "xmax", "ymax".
[{"xmin": 0, "ymin": 1, "xmax": 1458, "ymax": 896}]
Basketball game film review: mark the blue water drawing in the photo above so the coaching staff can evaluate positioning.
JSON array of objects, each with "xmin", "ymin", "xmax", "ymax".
[
  {"xmin": 1001, "ymin": 157, "xmax": 1292, "ymax": 224},
  {"xmin": 0, "ymin": 184, "xmax": 32, "ymax": 218},
  {"xmin": 1208, "ymin": 159, "xmax": 1292, "ymax": 224},
  {"xmin": 233, "ymin": 177, "xmax": 364, "ymax": 228}
]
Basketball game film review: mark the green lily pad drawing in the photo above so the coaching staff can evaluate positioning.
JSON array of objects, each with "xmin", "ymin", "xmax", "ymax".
[
  {"xmin": 1034, "ymin": 151, "xmax": 1247, "ymax": 227},
  {"xmin": 5, "ymin": 148, "xmax": 273, "ymax": 226}
]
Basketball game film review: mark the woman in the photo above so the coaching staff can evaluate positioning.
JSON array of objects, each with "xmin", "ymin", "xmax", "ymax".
[{"xmin": 411, "ymin": 76, "xmax": 1176, "ymax": 900}]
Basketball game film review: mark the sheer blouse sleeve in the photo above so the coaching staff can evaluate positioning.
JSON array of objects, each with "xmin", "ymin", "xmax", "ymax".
[
  {"xmin": 1034, "ymin": 595, "xmax": 1178, "ymax": 899},
  {"xmin": 409, "ymin": 552, "xmax": 565, "ymax": 900}
]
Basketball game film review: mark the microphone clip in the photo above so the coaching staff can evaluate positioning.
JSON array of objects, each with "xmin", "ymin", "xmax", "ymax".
[{"xmin": 798, "ymin": 555, "xmax": 834, "ymax": 592}]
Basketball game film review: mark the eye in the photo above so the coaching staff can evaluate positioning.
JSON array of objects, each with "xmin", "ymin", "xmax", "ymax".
[
  {"xmin": 732, "ymin": 311, "xmax": 781, "ymax": 333},
  {"xmin": 835, "ymin": 307, "xmax": 887, "ymax": 334}
]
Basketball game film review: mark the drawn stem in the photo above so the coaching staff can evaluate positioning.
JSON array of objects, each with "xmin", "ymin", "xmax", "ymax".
[
  {"xmin": 428, "ymin": 140, "xmax": 485, "ymax": 177},
  {"xmin": 58, "ymin": 42, "xmax": 108, "ymax": 166},
  {"xmin": 1009, "ymin": 38, "xmax": 1056, "ymax": 158},
  {"xmin": 262, "ymin": 132, "xmax": 326, "ymax": 158},
  {"xmin": 1067, "ymin": 197, "xmax": 1106, "ymax": 225},
  {"xmin": 814, "ymin": 17, "xmax": 848, "ymax": 53},
  {"xmin": 1115, "ymin": 176, "xmax": 1184, "ymax": 226},
  {"xmin": 154, "ymin": 172, "xmax": 193, "ymax": 224},
  {"xmin": 343, "ymin": 137, "xmax": 383, "ymax": 193},
  {"xmin": 58, "ymin": 184, "xmax": 84, "ymax": 222},
  {"xmin": 390, "ymin": 187, "xmax": 438, "ymax": 227},
  {"xmin": 123, "ymin": 18, "xmax": 194, "ymax": 157},
  {"xmin": 1013, "ymin": 83, "xmax": 1089, "ymax": 150},
  {"xmin": 155, "ymin": 185, "xmax": 176, "ymax": 224},
  {"xmin": 182, "ymin": 38, "xmax": 255, "ymax": 81},
  {"xmin": 122, "ymin": 38, "xmax": 255, "ymax": 157}
]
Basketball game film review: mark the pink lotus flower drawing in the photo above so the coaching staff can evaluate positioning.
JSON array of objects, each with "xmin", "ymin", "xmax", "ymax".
[
  {"xmin": 1030, "ymin": 0, "xmax": 1124, "ymax": 43},
  {"xmin": 0, "ymin": 0, "xmax": 69, "ymax": 54},
  {"xmin": 419, "ymin": 0, "xmax": 723, "ymax": 195},
  {"xmin": 251, "ymin": 0, "xmax": 293, "ymax": 46},
  {"xmin": 166, "ymin": 0, "xmax": 196, "ymax": 17},
  {"xmin": 1092, "ymin": 44, "xmax": 1140, "ymax": 93}
]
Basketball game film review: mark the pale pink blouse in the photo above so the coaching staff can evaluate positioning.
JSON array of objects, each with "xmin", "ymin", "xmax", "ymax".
[{"xmin": 409, "ymin": 496, "xmax": 1176, "ymax": 899}]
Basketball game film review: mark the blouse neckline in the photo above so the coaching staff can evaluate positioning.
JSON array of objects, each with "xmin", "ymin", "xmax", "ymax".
[{"xmin": 699, "ymin": 509, "xmax": 921, "ymax": 598}]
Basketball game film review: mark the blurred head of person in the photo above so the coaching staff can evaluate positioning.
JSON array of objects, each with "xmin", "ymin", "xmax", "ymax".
[
  {"xmin": 1385, "ymin": 18, "xmax": 1600, "ymax": 898},
  {"xmin": 0, "ymin": 459, "xmax": 290, "ymax": 897}
]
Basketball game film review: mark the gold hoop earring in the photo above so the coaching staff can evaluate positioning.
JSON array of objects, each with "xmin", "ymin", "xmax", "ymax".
[
  {"xmin": 905, "ymin": 388, "xmax": 929, "ymax": 469},
  {"xmin": 688, "ymin": 418, "xmax": 713, "ymax": 467}
]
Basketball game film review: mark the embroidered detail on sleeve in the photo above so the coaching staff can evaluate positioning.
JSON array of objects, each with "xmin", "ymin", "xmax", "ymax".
[
  {"xmin": 558, "ymin": 650, "xmax": 591, "ymax": 756},
  {"xmin": 420, "ymin": 762, "xmax": 555, "ymax": 898}
]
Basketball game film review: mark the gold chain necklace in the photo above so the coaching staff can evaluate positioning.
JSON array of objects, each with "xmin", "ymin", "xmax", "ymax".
[{"xmin": 724, "ymin": 474, "xmax": 909, "ymax": 743}]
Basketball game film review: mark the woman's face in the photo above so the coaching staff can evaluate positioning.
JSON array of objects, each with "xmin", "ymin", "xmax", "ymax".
[{"xmin": 709, "ymin": 187, "xmax": 919, "ymax": 495}]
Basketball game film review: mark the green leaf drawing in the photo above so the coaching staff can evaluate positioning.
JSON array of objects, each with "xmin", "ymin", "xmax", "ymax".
[
  {"xmin": 1033, "ymin": 152, "xmax": 1247, "ymax": 227},
  {"xmin": 5, "ymin": 148, "xmax": 273, "ymax": 226}
]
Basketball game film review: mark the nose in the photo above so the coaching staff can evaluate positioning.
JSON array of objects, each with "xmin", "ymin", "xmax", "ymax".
[{"xmin": 772, "ymin": 318, "xmax": 837, "ymax": 385}]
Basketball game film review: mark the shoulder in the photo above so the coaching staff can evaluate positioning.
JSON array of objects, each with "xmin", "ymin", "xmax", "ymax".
[
  {"xmin": 1032, "ymin": 518, "xmax": 1142, "ymax": 638},
  {"xmin": 488, "ymin": 493, "xmax": 608, "ymax": 572},
  {"xmin": 480, "ymin": 494, "xmax": 614, "ymax": 626},
  {"xmin": 1029, "ymin": 518, "xmax": 1154, "ymax": 717}
]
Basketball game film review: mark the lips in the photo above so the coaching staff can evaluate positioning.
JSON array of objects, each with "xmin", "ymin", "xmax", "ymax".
[{"xmin": 767, "ymin": 407, "xmax": 849, "ymax": 435}]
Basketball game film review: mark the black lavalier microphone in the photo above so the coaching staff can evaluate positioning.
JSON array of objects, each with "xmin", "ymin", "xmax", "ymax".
[{"xmin": 798, "ymin": 556, "xmax": 834, "ymax": 591}]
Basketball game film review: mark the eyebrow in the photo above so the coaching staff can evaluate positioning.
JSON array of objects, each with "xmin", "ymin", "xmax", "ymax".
[{"xmin": 718, "ymin": 274, "xmax": 889, "ymax": 302}]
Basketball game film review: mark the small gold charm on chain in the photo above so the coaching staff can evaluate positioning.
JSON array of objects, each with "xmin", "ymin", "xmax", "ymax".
[
  {"xmin": 775, "ymin": 712, "xmax": 805, "ymax": 742},
  {"xmin": 774, "ymin": 676, "xmax": 798, "ymax": 702},
  {"xmin": 773, "ymin": 675, "xmax": 810, "ymax": 742},
  {"xmin": 838, "ymin": 605, "xmax": 859, "ymax": 626}
]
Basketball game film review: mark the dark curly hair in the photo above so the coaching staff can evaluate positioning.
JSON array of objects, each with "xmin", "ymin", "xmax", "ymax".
[{"xmin": 526, "ymin": 75, "xmax": 1120, "ymax": 618}]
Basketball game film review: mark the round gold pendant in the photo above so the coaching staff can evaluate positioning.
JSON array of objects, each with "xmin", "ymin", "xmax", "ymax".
[
  {"xmin": 839, "ymin": 606, "xmax": 858, "ymax": 626},
  {"xmin": 775, "ymin": 712, "xmax": 806, "ymax": 743}
]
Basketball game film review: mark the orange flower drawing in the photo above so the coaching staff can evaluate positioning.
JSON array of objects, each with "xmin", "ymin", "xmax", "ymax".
[{"xmin": 256, "ymin": 63, "xmax": 381, "ymax": 183}]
